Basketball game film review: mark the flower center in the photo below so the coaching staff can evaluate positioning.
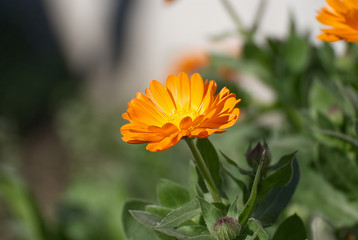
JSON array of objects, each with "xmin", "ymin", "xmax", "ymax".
[{"xmin": 168, "ymin": 110, "xmax": 199, "ymax": 127}]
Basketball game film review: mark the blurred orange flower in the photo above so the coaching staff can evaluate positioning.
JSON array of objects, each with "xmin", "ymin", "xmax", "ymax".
[
  {"xmin": 121, "ymin": 72, "xmax": 240, "ymax": 152},
  {"xmin": 316, "ymin": 0, "xmax": 358, "ymax": 42},
  {"xmin": 171, "ymin": 52, "xmax": 210, "ymax": 75}
]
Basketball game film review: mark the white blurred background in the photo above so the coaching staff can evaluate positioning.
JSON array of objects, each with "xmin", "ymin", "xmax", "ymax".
[{"xmin": 44, "ymin": 0, "xmax": 332, "ymax": 107}]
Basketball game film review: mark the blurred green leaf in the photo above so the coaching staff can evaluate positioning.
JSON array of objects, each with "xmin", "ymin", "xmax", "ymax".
[
  {"xmin": 316, "ymin": 111, "xmax": 337, "ymax": 131},
  {"xmin": 210, "ymin": 54, "xmax": 271, "ymax": 82},
  {"xmin": 272, "ymin": 214, "xmax": 306, "ymax": 240},
  {"xmin": 253, "ymin": 156, "xmax": 300, "ymax": 227},
  {"xmin": 317, "ymin": 42, "xmax": 336, "ymax": 73},
  {"xmin": 0, "ymin": 170, "xmax": 50, "ymax": 240},
  {"xmin": 122, "ymin": 200, "xmax": 159, "ymax": 240},
  {"xmin": 317, "ymin": 129, "xmax": 358, "ymax": 148},
  {"xmin": 317, "ymin": 145, "xmax": 358, "ymax": 198},
  {"xmin": 197, "ymin": 197, "xmax": 223, "ymax": 234},
  {"xmin": 158, "ymin": 199, "xmax": 200, "ymax": 228},
  {"xmin": 310, "ymin": 216, "xmax": 336, "ymax": 240},
  {"xmin": 157, "ymin": 179, "xmax": 191, "ymax": 208},
  {"xmin": 283, "ymin": 22, "xmax": 310, "ymax": 73}
]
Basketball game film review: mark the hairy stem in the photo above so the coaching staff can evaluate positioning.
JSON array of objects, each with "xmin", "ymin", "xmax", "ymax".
[{"xmin": 185, "ymin": 138, "xmax": 222, "ymax": 203}]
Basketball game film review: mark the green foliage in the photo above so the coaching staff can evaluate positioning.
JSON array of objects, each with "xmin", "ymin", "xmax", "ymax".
[
  {"xmin": 253, "ymin": 155, "xmax": 300, "ymax": 227},
  {"xmin": 196, "ymin": 138, "xmax": 223, "ymax": 196},
  {"xmin": 157, "ymin": 179, "xmax": 191, "ymax": 208},
  {"xmin": 272, "ymin": 214, "xmax": 307, "ymax": 240},
  {"xmin": 158, "ymin": 200, "xmax": 200, "ymax": 228},
  {"xmin": 122, "ymin": 200, "xmax": 160, "ymax": 240},
  {"xmin": 123, "ymin": 139, "xmax": 302, "ymax": 239},
  {"xmin": 4, "ymin": 2, "xmax": 358, "ymax": 239},
  {"xmin": 0, "ymin": 170, "xmax": 50, "ymax": 240},
  {"xmin": 197, "ymin": 197, "xmax": 223, "ymax": 234},
  {"xmin": 317, "ymin": 145, "xmax": 358, "ymax": 199},
  {"xmin": 244, "ymin": 218, "xmax": 269, "ymax": 240},
  {"xmin": 238, "ymin": 160, "xmax": 263, "ymax": 225}
]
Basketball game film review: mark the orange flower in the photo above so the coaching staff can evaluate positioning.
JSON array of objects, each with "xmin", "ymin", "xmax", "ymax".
[
  {"xmin": 171, "ymin": 52, "xmax": 210, "ymax": 74},
  {"xmin": 316, "ymin": 0, "xmax": 358, "ymax": 42},
  {"xmin": 121, "ymin": 72, "xmax": 241, "ymax": 152}
]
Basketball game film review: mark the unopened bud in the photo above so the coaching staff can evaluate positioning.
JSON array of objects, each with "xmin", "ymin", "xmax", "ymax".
[
  {"xmin": 212, "ymin": 216, "xmax": 241, "ymax": 240},
  {"xmin": 246, "ymin": 143, "xmax": 271, "ymax": 169}
]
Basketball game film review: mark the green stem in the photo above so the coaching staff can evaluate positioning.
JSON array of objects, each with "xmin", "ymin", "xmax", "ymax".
[
  {"xmin": 219, "ymin": 0, "xmax": 248, "ymax": 38},
  {"xmin": 250, "ymin": 0, "xmax": 267, "ymax": 38},
  {"xmin": 185, "ymin": 138, "xmax": 222, "ymax": 203}
]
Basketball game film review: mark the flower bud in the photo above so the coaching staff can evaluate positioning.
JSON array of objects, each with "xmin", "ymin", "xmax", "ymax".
[
  {"xmin": 246, "ymin": 143, "xmax": 271, "ymax": 169},
  {"xmin": 212, "ymin": 216, "xmax": 241, "ymax": 240}
]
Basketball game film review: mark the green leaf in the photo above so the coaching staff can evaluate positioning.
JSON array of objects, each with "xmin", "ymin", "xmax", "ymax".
[
  {"xmin": 238, "ymin": 160, "xmax": 264, "ymax": 225},
  {"xmin": 260, "ymin": 152, "xmax": 296, "ymax": 198},
  {"xmin": 130, "ymin": 210, "xmax": 163, "ymax": 227},
  {"xmin": 154, "ymin": 227, "xmax": 215, "ymax": 240},
  {"xmin": 189, "ymin": 235, "xmax": 216, "ymax": 240},
  {"xmin": 153, "ymin": 227, "xmax": 188, "ymax": 240},
  {"xmin": 246, "ymin": 218, "xmax": 269, "ymax": 240},
  {"xmin": 210, "ymin": 53, "xmax": 271, "ymax": 82},
  {"xmin": 158, "ymin": 199, "xmax": 200, "ymax": 228},
  {"xmin": 318, "ymin": 145, "xmax": 358, "ymax": 198},
  {"xmin": 122, "ymin": 200, "xmax": 159, "ymax": 240},
  {"xmin": 272, "ymin": 214, "xmax": 306, "ymax": 240},
  {"xmin": 253, "ymin": 156, "xmax": 300, "ymax": 227},
  {"xmin": 310, "ymin": 216, "xmax": 336, "ymax": 240},
  {"xmin": 283, "ymin": 24, "xmax": 310, "ymax": 73},
  {"xmin": 146, "ymin": 205, "xmax": 172, "ymax": 218},
  {"xmin": 178, "ymin": 225, "xmax": 210, "ymax": 237},
  {"xmin": 196, "ymin": 138, "xmax": 223, "ymax": 194},
  {"xmin": 221, "ymin": 151, "xmax": 252, "ymax": 176},
  {"xmin": 224, "ymin": 168, "xmax": 248, "ymax": 197},
  {"xmin": 157, "ymin": 179, "xmax": 191, "ymax": 208},
  {"xmin": 0, "ymin": 171, "xmax": 50, "ymax": 240},
  {"xmin": 316, "ymin": 129, "xmax": 358, "ymax": 147},
  {"xmin": 197, "ymin": 197, "xmax": 223, "ymax": 234},
  {"xmin": 316, "ymin": 111, "xmax": 336, "ymax": 131},
  {"xmin": 227, "ymin": 196, "xmax": 240, "ymax": 219}
]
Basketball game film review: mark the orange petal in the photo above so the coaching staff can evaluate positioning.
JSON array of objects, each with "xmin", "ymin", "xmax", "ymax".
[
  {"xmin": 190, "ymin": 73, "xmax": 204, "ymax": 111},
  {"xmin": 166, "ymin": 73, "xmax": 191, "ymax": 111},
  {"xmin": 199, "ymin": 80, "xmax": 217, "ymax": 114},
  {"xmin": 146, "ymin": 80, "xmax": 176, "ymax": 116},
  {"xmin": 327, "ymin": 0, "xmax": 349, "ymax": 13},
  {"xmin": 179, "ymin": 116, "xmax": 193, "ymax": 130}
]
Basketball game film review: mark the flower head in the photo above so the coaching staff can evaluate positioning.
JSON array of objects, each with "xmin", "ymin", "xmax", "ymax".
[
  {"xmin": 316, "ymin": 0, "xmax": 358, "ymax": 42},
  {"xmin": 246, "ymin": 142, "xmax": 271, "ymax": 169},
  {"xmin": 212, "ymin": 217, "xmax": 241, "ymax": 240},
  {"xmin": 121, "ymin": 72, "xmax": 240, "ymax": 152}
]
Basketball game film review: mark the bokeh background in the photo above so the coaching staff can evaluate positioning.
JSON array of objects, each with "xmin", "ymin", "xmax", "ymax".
[{"xmin": 2, "ymin": 0, "xmax": 355, "ymax": 239}]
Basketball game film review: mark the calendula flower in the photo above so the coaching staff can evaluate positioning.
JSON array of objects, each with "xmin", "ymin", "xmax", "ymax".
[
  {"xmin": 316, "ymin": 0, "xmax": 358, "ymax": 42},
  {"xmin": 121, "ymin": 72, "xmax": 240, "ymax": 152},
  {"xmin": 171, "ymin": 51, "xmax": 210, "ymax": 74}
]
